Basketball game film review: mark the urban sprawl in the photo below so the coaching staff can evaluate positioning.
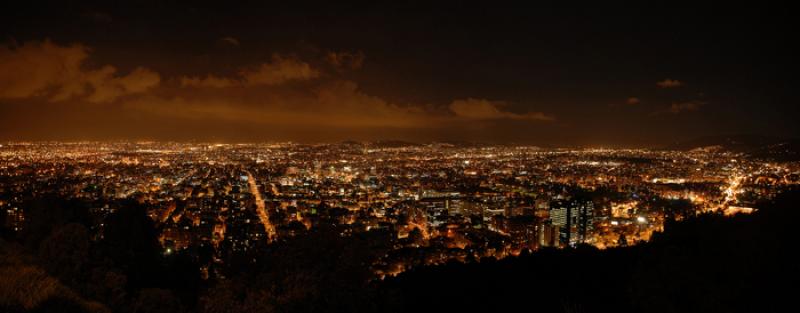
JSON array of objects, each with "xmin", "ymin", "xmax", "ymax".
[{"xmin": 2, "ymin": 142, "xmax": 797, "ymax": 279}]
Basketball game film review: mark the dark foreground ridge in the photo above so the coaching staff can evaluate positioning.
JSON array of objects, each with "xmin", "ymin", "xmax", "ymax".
[
  {"xmin": 384, "ymin": 190, "xmax": 798, "ymax": 313},
  {"xmin": 2, "ymin": 190, "xmax": 798, "ymax": 313}
]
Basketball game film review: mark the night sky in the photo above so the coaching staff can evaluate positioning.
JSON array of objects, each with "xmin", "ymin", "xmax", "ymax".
[{"xmin": 1, "ymin": 2, "xmax": 797, "ymax": 146}]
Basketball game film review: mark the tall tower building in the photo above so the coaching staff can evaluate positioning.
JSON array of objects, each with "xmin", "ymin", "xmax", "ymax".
[{"xmin": 549, "ymin": 199, "xmax": 594, "ymax": 247}]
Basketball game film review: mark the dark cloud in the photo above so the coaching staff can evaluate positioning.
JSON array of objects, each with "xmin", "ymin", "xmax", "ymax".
[
  {"xmin": 448, "ymin": 98, "xmax": 554, "ymax": 121},
  {"xmin": 240, "ymin": 55, "xmax": 319, "ymax": 85},
  {"xmin": 181, "ymin": 54, "xmax": 319, "ymax": 87},
  {"xmin": 219, "ymin": 36, "xmax": 240, "ymax": 47},
  {"xmin": 656, "ymin": 79, "xmax": 683, "ymax": 88},
  {"xmin": 326, "ymin": 51, "xmax": 365, "ymax": 70},
  {"xmin": 668, "ymin": 101, "xmax": 704, "ymax": 114},
  {"xmin": 650, "ymin": 100, "xmax": 705, "ymax": 116},
  {"xmin": 180, "ymin": 75, "xmax": 236, "ymax": 88}
]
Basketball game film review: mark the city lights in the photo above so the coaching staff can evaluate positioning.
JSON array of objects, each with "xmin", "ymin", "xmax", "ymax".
[{"xmin": 2, "ymin": 141, "xmax": 796, "ymax": 280}]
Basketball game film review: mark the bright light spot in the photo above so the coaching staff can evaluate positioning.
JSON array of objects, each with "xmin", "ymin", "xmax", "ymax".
[
  {"xmin": 724, "ymin": 206, "xmax": 755, "ymax": 216},
  {"xmin": 636, "ymin": 216, "xmax": 647, "ymax": 223}
]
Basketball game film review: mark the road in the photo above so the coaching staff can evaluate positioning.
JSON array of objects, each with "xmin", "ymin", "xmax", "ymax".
[{"xmin": 244, "ymin": 170, "xmax": 276, "ymax": 241}]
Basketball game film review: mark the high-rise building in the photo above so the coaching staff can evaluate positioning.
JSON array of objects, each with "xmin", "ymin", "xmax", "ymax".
[{"xmin": 549, "ymin": 199, "xmax": 594, "ymax": 247}]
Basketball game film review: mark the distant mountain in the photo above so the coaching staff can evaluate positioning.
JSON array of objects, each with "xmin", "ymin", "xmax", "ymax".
[
  {"xmin": 427, "ymin": 140, "xmax": 490, "ymax": 148},
  {"xmin": 368, "ymin": 140, "xmax": 422, "ymax": 148},
  {"xmin": 339, "ymin": 140, "xmax": 364, "ymax": 146},
  {"xmin": 664, "ymin": 134, "xmax": 800, "ymax": 160},
  {"xmin": 336, "ymin": 140, "xmax": 498, "ymax": 148},
  {"xmin": 747, "ymin": 140, "xmax": 800, "ymax": 161}
]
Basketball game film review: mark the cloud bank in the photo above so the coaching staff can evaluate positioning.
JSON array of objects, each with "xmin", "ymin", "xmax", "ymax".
[
  {"xmin": 0, "ymin": 40, "xmax": 160, "ymax": 103},
  {"xmin": 1, "ymin": 40, "xmax": 556, "ymax": 140}
]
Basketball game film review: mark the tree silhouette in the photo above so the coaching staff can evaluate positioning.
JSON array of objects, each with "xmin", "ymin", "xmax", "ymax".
[
  {"xmin": 38, "ymin": 223, "xmax": 89, "ymax": 285},
  {"xmin": 98, "ymin": 202, "xmax": 161, "ymax": 289}
]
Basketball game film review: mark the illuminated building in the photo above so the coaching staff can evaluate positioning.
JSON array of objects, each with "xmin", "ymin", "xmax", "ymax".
[{"xmin": 550, "ymin": 199, "xmax": 594, "ymax": 247}]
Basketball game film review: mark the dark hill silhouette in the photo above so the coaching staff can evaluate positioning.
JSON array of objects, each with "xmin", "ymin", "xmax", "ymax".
[
  {"xmin": 663, "ymin": 134, "xmax": 800, "ymax": 161},
  {"xmin": 380, "ymin": 189, "xmax": 800, "ymax": 313}
]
